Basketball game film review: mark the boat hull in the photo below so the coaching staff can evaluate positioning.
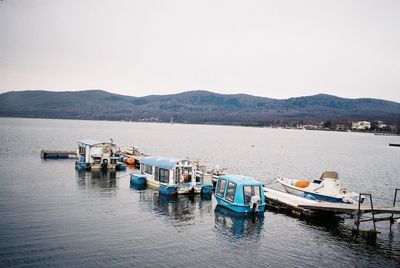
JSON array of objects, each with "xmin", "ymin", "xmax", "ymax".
[
  {"xmin": 213, "ymin": 194, "xmax": 265, "ymax": 214},
  {"xmin": 177, "ymin": 186, "xmax": 201, "ymax": 195},
  {"xmin": 145, "ymin": 178, "xmax": 205, "ymax": 195},
  {"xmin": 280, "ymin": 184, "xmax": 345, "ymax": 203},
  {"xmin": 90, "ymin": 164, "xmax": 118, "ymax": 170},
  {"xmin": 158, "ymin": 185, "xmax": 177, "ymax": 195}
]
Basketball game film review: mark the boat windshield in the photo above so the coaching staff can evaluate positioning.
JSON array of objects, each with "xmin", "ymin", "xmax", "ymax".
[
  {"xmin": 243, "ymin": 185, "xmax": 261, "ymax": 204},
  {"xmin": 225, "ymin": 182, "xmax": 236, "ymax": 202},
  {"xmin": 216, "ymin": 179, "xmax": 227, "ymax": 197},
  {"xmin": 158, "ymin": 168, "xmax": 170, "ymax": 183},
  {"xmin": 320, "ymin": 171, "xmax": 338, "ymax": 180}
]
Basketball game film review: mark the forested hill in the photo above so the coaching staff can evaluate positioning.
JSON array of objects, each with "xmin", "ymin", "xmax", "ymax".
[{"xmin": 1, "ymin": 90, "xmax": 399, "ymax": 125}]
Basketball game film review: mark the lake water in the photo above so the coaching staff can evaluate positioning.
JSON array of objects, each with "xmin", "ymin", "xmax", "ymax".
[{"xmin": 0, "ymin": 118, "xmax": 400, "ymax": 267}]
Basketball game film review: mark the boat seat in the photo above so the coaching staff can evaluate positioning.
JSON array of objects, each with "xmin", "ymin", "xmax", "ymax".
[{"xmin": 320, "ymin": 171, "xmax": 338, "ymax": 180}]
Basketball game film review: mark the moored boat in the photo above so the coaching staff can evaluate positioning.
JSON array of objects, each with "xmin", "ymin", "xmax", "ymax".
[
  {"xmin": 277, "ymin": 171, "xmax": 360, "ymax": 204},
  {"xmin": 119, "ymin": 145, "xmax": 147, "ymax": 168},
  {"xmin": 75, "ymin": 139, "xmax": 124, "ymax": 171},
  {"xmin": 123, "ymin": 157, "xmax": 136, "ymax": 165},
  {"xmin": 139, "ymin": 156, "xmax": 212, "ymax": 195},
  {"xmin": 212, "ymin": 175, "xmax": 266, "ymax": 214}
]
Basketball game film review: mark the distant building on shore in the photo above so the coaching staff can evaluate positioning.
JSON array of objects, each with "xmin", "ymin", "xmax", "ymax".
[
  {"xmin": 335, "ymin": 123, "xmax": 348, "ymax": 131},
  {"xmin": 352, "ymin": 121, "xmax": 371, "ymax": 130}
]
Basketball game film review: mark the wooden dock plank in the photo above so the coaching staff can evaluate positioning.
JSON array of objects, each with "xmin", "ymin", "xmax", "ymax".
[{"xmin": 299, "ymin": 203, "xmax": 400, "ymax": 214}]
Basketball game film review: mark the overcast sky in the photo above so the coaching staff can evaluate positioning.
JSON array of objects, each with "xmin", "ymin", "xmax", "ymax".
[{"xmin": 0, "ymin": 0, "xmax": 399, "ymax": 102}]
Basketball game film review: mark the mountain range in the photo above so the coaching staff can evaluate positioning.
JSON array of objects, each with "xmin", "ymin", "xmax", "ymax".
[{"xmin": 0, "ymin": 90, "xmax": 399, "ymax": 126}]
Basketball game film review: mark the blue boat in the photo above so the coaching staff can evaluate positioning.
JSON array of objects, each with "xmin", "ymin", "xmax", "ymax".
[
  {"xmin": 76, "ymin": 139, "xmax": 119, "ymax": 170},
  {"xmin": 139, "ymin": 156, "xmax": 213, "ymax": 195},
  {"xmin": 130, "ymin": 173, "xmax": 146, "ymax": 185},
  {"xmin": 213, "ymin": 175, "xmax": 266, "ymax": 214}
]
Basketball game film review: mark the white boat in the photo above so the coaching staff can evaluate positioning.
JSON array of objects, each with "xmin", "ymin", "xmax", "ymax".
[
  {"xmin": 119, "ymin": 145, "xmax": 146, "ymax": 157},
  {"xmin": 139, "ymin": 156, "xmax": 213, "ymax": 195},
  {"xmin": 118, "ymin": 145, "xmax": 147, "ymax": 167},
  {"xmin": 75, "ymin": 139, "xmax": 124, "ymax": 171},
  {"xmin": 277, "ymin": 171, "xmax": 360, "ymax": 204}
]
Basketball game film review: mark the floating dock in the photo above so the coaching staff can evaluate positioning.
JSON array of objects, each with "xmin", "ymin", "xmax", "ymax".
[
  {"xmin": 264, "ymin": 187, "xmax": 400, "ymax": 236},
  {"xmin": 299, "ymin": 202, "xmax": 400, "ymax": 214},
  {"xmin": 40, "ymin": 150, "xmax": 77, "ymax": 159},
  {"xmin": 264, "ymin": 187, "xmax": 321, "ymax": 216}
]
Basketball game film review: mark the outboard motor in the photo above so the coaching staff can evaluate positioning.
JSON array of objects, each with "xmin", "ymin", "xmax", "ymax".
[
  {"xmin": 101, "ymin": 159, "xmax": 108, "ymax": 170},
  {"xmin": 250, "ymin": 195, "xmax": 260, "ymax": 213},
  {"xmin": 189, "ymin": 187, "xmax": 195, "ymax": 195}
]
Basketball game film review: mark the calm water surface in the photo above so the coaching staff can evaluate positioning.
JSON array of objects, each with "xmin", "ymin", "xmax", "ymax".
[{"xmin": 1, "ymin": 118, "xmax": 400, "ymax": 267}]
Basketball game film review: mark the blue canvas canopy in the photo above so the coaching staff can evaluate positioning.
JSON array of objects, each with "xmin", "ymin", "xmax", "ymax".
[
  {"xmin": 140, "ymin": 156, "xmax": 187, "ymax": 170},
  {"xmin": 218, "ymin": 175, "xmax": 263, "ymax": 186}
]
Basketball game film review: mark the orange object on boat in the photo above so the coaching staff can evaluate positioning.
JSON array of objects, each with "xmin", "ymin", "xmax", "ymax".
[
  {"xmin": 294, "ymin": 180, "xmax": 310, "ymax": 188},
  {"xmin": 124, "ymin": 157, "xmax": 135, "ymax": 165}
]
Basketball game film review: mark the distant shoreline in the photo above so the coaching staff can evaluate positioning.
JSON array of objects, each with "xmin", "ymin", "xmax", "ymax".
[{"xmin": 2, "ymin": 116, "xmax": 399, "ymax": 136}]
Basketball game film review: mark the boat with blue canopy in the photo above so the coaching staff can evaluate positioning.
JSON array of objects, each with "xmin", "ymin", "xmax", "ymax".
[
  {"xmin": 139, "ymin": 156, "xmax": 213, "ymax": 195},
  {"xmin": 212, "ymin": 175, "xmax": 266, "ymax": 214}
]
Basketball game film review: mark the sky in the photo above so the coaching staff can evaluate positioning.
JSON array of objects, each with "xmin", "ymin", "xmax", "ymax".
[{"xmin": 0, "ymin": 0, "xmax": 399, "ymax": 102}]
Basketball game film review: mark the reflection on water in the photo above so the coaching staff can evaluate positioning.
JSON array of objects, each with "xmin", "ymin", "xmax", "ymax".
[
  {"xmin": 214, "ymin": 206, "xmax": 264, "ymax": 241},
  {"xmin": 153, "ymin": 194, "xmax": 197, "ymax": 223},
  {"xmin": 133, "ymin": 187, "xmax": 213, "ymax": 229},
  {"xmin": 130, "ymin": 183, "xmax": 146, "ymax": 191},
  {"xmin": 76, "ymin": 170, "xmax": 117, "ymax": 191}
]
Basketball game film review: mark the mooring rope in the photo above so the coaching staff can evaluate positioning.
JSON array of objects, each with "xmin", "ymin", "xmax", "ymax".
[
  {"xmin": 263, "ymin": 178, "xmax": 277, "ymax": 186},
  {"xmin": 116, "ymin": 173, "xmax": 131, "ymax": 180}
]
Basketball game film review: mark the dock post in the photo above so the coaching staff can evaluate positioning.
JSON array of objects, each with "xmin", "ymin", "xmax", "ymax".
[
  {"xmin": 353, "ymin": 193, "xmax": 377, "ymax": 235},
  {"xmin": 369, "ymin": 194, "xmax": 376, "ymax": 232},
  {"xmin": 355, "ymin": 193, "xmax": 362, "ymax": 232},
  {"xmin": 390, "ymin": 189, "xmax": 399, "ymax": 230}
]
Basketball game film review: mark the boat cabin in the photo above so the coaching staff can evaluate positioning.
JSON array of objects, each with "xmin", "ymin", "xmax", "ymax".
[
  {"xmin": 139, "ymin": 156, "xmax": 211, "ymax": 195},
  {"xmin": 76, "ymin": 139, "xmax": 119, "ymax": 170},
  {"xmin": 213, "ymin": 175, "xmax": 266, "ymax": 214}
]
